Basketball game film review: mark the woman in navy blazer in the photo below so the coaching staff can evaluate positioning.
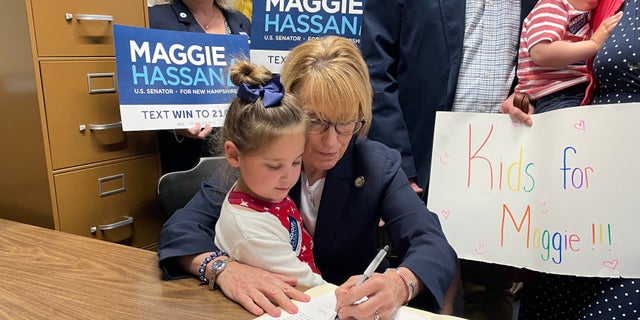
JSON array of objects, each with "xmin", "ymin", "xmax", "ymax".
[
  {"xmin": 157, "ymin": 36, "xmax": 457, "ymax": 319},
  {"xmin": 148, "ymin": 0, "xmax": 251, "ymax": 174}
]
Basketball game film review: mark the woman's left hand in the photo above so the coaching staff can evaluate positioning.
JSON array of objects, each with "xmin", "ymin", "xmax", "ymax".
[{"xmin": 334, "ymin": 270, "xmax": 408, "ymax": 320}]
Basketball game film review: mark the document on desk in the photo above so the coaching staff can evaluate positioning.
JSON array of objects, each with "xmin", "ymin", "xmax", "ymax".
[{"xmin": 254, "ymin": 284, "xmax": 458, "ymax": 320}]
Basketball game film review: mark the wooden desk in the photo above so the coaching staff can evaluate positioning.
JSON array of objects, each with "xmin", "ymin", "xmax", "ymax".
[{"xmin": 0, "ymin": 219, "xmax": 253, "ymax": 319}]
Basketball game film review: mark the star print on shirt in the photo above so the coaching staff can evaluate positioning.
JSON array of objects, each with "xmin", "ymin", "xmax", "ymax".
[{"xmin": 227, "ymin": 191, "xmax": 322, "ymax": 275}]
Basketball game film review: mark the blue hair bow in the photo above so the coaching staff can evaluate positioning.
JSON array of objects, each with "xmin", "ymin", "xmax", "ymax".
[{"xmin": 236, "ymin": 76, "xmax": 284, "ymax": 107}]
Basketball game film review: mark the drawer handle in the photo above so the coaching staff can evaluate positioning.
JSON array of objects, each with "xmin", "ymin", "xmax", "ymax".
[
  {"xmin": 87, "ymin": 73, "xmax": 117, "ymax": 94},
  {"xmin": 100, "ymin": 216, "xmax": 134, "ymax": 231},
  {"xmin": 89, "ymin": 121, "xmax": 122, "ymax": 131},
  {"xmin": 66, "ymin": 13, "xmax": 114, "ymax": 22},
  {"xmin": 90, "ymin": 216, "xmax": 134, "ymax": 234},
  {"xmin": 98, "ymin": 173, "xmax": 126, "ymax": 197}
]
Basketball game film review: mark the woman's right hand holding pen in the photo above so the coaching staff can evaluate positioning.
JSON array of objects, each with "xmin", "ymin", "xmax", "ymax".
[{"xmin": 334, "ymin": 267, "xmax": 416, "ymax": 320}]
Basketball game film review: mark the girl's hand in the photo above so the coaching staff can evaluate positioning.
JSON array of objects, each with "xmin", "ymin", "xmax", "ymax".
[{"xmin": 591, "ymin": 12, "xmax": 623, "ymax": 48}]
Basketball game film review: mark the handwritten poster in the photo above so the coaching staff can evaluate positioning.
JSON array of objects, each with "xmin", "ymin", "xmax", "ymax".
[
  {"xmin": 427, "ymin": 103, "xmax": 640, "ymax": 278},
  {"xmin": 113, "ymin": 24, "xmax": 249, "ymax": 131},
  {"xmin": 250, "ymin": 0, "xmax": 365, "ymax": 73}
]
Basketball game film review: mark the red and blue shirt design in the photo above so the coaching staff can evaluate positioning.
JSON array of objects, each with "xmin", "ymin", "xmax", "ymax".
[{"xmin": 227, "ymin": 191, "xmax": 320, "ymax": 274}]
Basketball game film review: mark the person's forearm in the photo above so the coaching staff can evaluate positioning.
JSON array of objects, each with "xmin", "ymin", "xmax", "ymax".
[
  {"xmin": 178, "ymin": 254, "xmax": 200, "ymax": 276},
  {"xmin": 178, "ymin": 252, "xmax": 225, "ymax": 276},
  {"xmin": 530, "ymin": 40, "xmax": 599, "ymax": 68},
  {"xmin": 398, "ymin": 267, "xmax": 425, "ymax": 300},
  {"xmin": 388, "ymin": 267, "xmax": 425, "ymax": 305}
]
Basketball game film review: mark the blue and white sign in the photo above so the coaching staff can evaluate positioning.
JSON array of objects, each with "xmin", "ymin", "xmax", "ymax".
[
  {"xmin": 113, "ymin": 24, "xmax": 249, "ymax": 131},
  {"xmin": 251, "ymin": 0, "xmax": 365, "ymax": 73}
]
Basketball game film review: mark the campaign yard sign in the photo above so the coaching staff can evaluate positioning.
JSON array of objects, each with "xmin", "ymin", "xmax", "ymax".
[
  {"xmin": 427, "ymin": 103, "xmax": 640, "ymax": 278},
  {"xmin": 113, "ymin": 24, "xmax": 249, "ymax": 131},
  {"xmin": 251, "ymin": 0, "xmax": 365, "ymax": 73}
]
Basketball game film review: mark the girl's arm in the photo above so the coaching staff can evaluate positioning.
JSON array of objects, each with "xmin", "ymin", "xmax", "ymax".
[{"xmin": 530, "ymin": 12, "xmax": 622, "ymax": 67}]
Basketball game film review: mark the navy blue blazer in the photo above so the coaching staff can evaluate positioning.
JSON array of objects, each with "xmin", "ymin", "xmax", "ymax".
[
  {"xmin": 361, "ymin": 0, "xmax": 537, "ymax": 190},
  {"xmin": 149, "ymin": 0, "xmax": 251, "ymax": 35},
  {"xmin": 157, "ymin": 137, "xmax": 457, "ymax": 309}
]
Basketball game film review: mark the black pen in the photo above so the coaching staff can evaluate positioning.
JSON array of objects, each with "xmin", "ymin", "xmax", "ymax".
[{"xmin": 334, "ymin": 245, "xmax": 389, "ymax": 320}]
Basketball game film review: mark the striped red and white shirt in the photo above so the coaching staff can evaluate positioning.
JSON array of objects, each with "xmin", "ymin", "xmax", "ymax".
[{"xmin": 516, "ymin": 0, "xmax": 592, "ymax": 100}]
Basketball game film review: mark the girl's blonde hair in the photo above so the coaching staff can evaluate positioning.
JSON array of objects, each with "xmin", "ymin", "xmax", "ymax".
[
  {"xmin": 221, "ymin": 60, "xmax": 307, "ymax": 156},
  {"xmin": 280, "ymin": 36, "xmax": 373, "ymax": 138}
]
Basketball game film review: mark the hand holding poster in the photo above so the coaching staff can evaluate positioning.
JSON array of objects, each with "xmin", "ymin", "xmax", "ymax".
[
  {"xmin": 113, "ymin": 24, "xmax": 249, "ymax": 131},
  {"xmin": 427, "ymin": 103, "xmax": 640, "ymax": 278}
]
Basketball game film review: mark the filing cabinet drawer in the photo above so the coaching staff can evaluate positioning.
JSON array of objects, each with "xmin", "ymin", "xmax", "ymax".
[
  {"xmin": 30, "ymin": 0, "xmax": 146, "ymax": 57},
  {"xmin": 40, "ymin": 60, "xmax": 156, "ymax": 169},
  {"xmin": 54, "ymin": 156, "xmax": 163, "ymax": 247}
]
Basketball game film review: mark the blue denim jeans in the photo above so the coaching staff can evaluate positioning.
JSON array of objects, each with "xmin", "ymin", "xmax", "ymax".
[{"xmin": 533, "ymin": 82, "xmax": 589, "ymax": 114}]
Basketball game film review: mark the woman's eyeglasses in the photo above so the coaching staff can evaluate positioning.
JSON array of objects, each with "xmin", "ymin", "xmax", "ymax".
[{"xmin": 308, "ymin": 118, "xmax": 366, "ymax": 135}]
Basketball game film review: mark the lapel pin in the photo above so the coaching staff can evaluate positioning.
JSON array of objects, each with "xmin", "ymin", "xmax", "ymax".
[
  {"xmin": 354, "ymin": 176, "xmax": 365, "ymax": 188},
  {"xmin": 179, "ymin": 12, "xmax": 188, "ymax": 18}
]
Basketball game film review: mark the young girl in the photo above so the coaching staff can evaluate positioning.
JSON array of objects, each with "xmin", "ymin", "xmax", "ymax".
[
  {"xmin": 514, "ymin": 0, "xmax": 622, "ymax": 113},
  {"xmin": 212, "ymin": 60, "xmax": 324, "ymax": 287}
]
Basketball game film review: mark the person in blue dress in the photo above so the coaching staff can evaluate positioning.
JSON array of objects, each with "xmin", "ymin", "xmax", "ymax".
[{"xmin": 503, "ymin": 1, "xmax": 640, "ymax": 318}]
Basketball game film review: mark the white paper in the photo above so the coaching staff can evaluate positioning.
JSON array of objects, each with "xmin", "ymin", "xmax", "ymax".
[
  {"xmin": 255, "ymin": 288, "xmax": 437, "ymax": 320},
  {"xmin": 427, "ymin": 103, "xmax": 640, "ymax": 277}
]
